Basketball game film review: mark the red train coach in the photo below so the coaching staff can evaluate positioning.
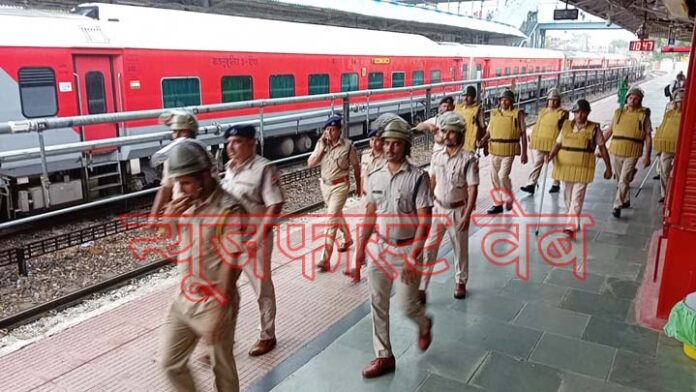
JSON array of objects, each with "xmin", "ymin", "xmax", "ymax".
[{"xmin": 0, "ymin": 3, "xmax": 634, "ymax": 220}]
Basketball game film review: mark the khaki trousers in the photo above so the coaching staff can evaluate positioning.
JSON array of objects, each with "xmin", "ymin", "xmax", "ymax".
[
  {"xmin": 319, "ymin": 181, "xmax": 351, "ymax": 262},
  {"xmin": 612, "ymin": 155, "xmax": 639, "ymax": 208},
  {"xmin": 367, "ymin": 238, "xmax": 430, "ymax": 358},
  {"xmin": 527, "ymin": 150, "xmax": 559, "ymax": 187},
  {"xmin": 243, "ymin": 233, "xmax": 276, "ymax": 340},
  {"xmin": 490, "ymin": 155, "xmax": 515, "ymax": 205},
  {"xmin": 658, "ymin": 152, "xmax": 675, "ymax": 198},
  {"xmin": 160, "ymin": 299, "xmax": 240, "ymax": 392},
  {"xmin": 562, "ymin": 181, "xmax": 588, "ymax": 230},
  {"xmin": 420, "ymin": 203, "xmax": 469, "ymax": 290}
]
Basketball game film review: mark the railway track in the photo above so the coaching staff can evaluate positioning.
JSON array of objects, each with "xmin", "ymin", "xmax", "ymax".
[{"xmin": 0, "ymin": 77, "xmax": 655, "ymax": 331}]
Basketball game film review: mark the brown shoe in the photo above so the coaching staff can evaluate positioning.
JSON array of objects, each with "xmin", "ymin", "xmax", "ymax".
[
  {"xmin": 318, "ymin": 260, "xmax": 330, "ymax": 273},
  {"xmin": 248, "ymin": 337, "xmax": 277, "ymax": 357},
  {"xmin": 454, "ymin": 283, "xmax": 467, "ymax": 299},
  {"xmin": 418, "ymin": 317, "xmax": 433, "ymax": 351},
  {"xmin": 343, "ymin": 268, "xmax": 361, "ymax": 283},
  {"xmin": 361, "ymin": 356, "xmax": 396, "ymax": 378},
  {"xmin": 338, "ymin": 240, "xmax": 354, "ymax": 253},
  {"xmin": 418, "ymin": 290, "xmax": 427, "ymax": 305}
]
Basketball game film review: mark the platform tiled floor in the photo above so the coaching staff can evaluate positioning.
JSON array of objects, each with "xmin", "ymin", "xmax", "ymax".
[
  {"xmin": 262, "ymin": 73, "xmax": 696, "ymax": 392},
  {"xmin": 1, "ymin": 72, "xmax": 695, "ymax": 392}
]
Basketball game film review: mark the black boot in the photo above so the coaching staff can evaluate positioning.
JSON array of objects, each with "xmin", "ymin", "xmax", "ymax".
[
  {"xmin": 520, "ymin": 184, "xmax": 535, "ymax": 194},
  {"xmin": 622, "ymin": 200, "xmax": 631, "ymax": 209},
  {"xmin": 549, "ymin": 184, "xmax": 560, "ymax": 193},
  {"xmin": 612, "ymin": 208, "xmax": 621, "ymax": 218},
  {"xmin": 487, "ymin": 205, "xmax": 504, "ymax": 214}
]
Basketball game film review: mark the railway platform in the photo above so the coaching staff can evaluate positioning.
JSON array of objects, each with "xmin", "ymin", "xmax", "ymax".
[{"xmin": 0, "ymin": 73, "xmax": 694, "ymax": 392}]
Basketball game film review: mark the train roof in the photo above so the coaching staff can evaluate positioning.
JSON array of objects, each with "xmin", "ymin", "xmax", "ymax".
[
  {"xmin": 0, "ymin": 3, "xmax": 460, "ymax": 57},
  {"xmin": 443, "ymin": 43, "xmax": 564, "ymax": 59}
]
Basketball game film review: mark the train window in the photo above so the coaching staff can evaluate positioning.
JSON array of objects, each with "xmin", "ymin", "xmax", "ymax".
[
  {"xmin": 412, "ymin": 71, "xmax": 424, "ymax": 86},
  {"xmin": 392, "ymin": 72, "xmax": 405, "ymax": 88},
  {"xmin": 462, "ymin": 65, "xmax": 468, "ymax": 79},
  {"xmin": 341, "ymin": 73, "xmax": 359, "ymax": 92},
  {"xmin": 162, "ymin": 78, "xmax": 201, "ymax": 108},
  {"xmin": 18, "ymin": 67, "xmax": 58, "ymax": 118},
  {"xmin": 513, "ymin": 67, "xmax": 519, "ymax": 75},
  {"xmin": 308, "ymin": 74, "xmax": 330, "ymax": 95},
  {"xmin": 495, "ymin": 68, "xmax": 502, "ymax": 77},
  {"xmin": 522, "ymin": 66, "xmax": 527, "ymax": 74},
  {"xmin": 536, "ymin": 66, "xmax": 541, "ymax": 73},
  {"xmin": 430, "ymin": 70, "xmax": 441, "ymax": 83},
  {"xmin": 505, "ymin": 67, "xmax": 511, "ymax": 75},
  {"xmin": 85, "ymin": 72, "xmax": 107, "ymax": 114},
  {"xmin": 368, "ymin": 72, "xmax": 384, "ymax": 90},
  {"xmin": 270, "ymin": 75, "xmax": 295, "ymax": 98},
  {"xmin": 222, "ymin": 75, "xmax": 253, "ymax": 102}
]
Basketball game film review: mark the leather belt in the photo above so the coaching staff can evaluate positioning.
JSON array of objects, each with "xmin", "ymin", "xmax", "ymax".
[
  {"xmin": 560, "ymin": 146, "xmax": 594, "ymax": 153},
  {"xmin": 489, "ymin": 138, "xmax": 519, "ymax": 143},
  {"xmin": 322, "ymin": 175, "xmax": 349, "ymax": 186},
  {"xmin": 436, "ymin": 198, "xmax": 466, "ymax": 209},
  {"xmin": 612, "ymin": 136, "xmax": 644, "ymax": 144},
  {"xmin": 377, "ymin": 234, "xmax": 414, "ymax": 246}
]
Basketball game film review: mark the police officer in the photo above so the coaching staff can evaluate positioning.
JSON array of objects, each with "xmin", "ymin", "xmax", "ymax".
[
  {"xmin": 672, "ymin": 71, "xmax": 686, "ymax": 97},
  {"xmin": 221, "ymin": 125, "xmax": 284, "ymax": 356},
  {"xmin": 360, "ymin": 116, "xmax": 390, "ymax": 196},
  {"xmin": 654, "ymin": 90, "xmax": 684, "ymax": 203},
  {"xmin": 454, "ymin": 86, "xmax": 486, "ymax": 153},
  {"xmin": 356, "ymin": 115, "xmax": 433, "ymax": 378},
  {"xmin": 604, "ymin": 87, "xmax": 652, "ymax": 218},
  {"xmin": 420, "ymin": 111, "xmax": 479, "ymax": 303},
  {"xmin": 547, "ymin": 99, "xmax": 612, "ymax": 238},
  {"xmin": 415, "ymin": 96, "xmax": 455, "ymax": 154},
  {"xmin": 479, "ymin": 89, "xmax": 528, "ymax": 213},
  {"xmin": 521, "ymin": 88, "xmax": 568, "ymax": 195},
  {"xmin": 150, "ymin": 110, "xmax": 201, "ymax": 219},
  {"xmin": 307, "ymin": 115, "xmax": 360, "ymax": 271},
  {"xmin": 159, "ymin": 139, "xmax": 245, "ymax": 392}
]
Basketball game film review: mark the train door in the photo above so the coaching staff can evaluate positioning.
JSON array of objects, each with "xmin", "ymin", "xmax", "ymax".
[{"xmin": 73, "ymin": 56, "xmax": 118, "ymax": 141}]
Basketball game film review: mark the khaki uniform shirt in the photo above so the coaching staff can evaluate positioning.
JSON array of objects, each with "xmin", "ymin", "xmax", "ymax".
[
  {"xmin": 315, "ymin": 138, "xmax": 359, "ymax": 182},
  {"xmin": 222, "ymin": 155, "xmax": 284, "ymax": 215},
  {"xmin": 366, "ymin": 161, "xmax": 433, "ymax": 241},
  {"xmin": 430, "ymin": 149, "xmax": 480, "ymax": 205},
  {"xmin": 425, "ymin": 115, "xmax": 446, "ymax": 153},
  {"xmin": 360, "ymin": 149, "xmax": 386, "ymax": 190},
  {"xmin": 173, "ymin": 188, "xmax": 245, "ymax": 316}
]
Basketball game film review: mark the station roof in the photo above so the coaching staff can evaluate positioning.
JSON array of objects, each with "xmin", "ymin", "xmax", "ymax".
[
  {"xmin": 11, "ymin": 0, "xmax": 526, "ymax": 44},
  {"xmin": 271, "ymin": 0, "xmax": 526, "ymax": 38},
  {"xmin": 565, "ymin": 0, "xmax": 694, "ymax": 41}
]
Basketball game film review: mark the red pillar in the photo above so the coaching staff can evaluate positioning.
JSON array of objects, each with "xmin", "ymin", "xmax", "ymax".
[{"xmin": 657, "ymin": 24, "xmax": 696, "ymax": 318}]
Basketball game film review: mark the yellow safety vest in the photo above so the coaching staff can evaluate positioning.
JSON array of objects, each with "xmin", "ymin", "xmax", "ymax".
[
  {"xmin": 455, "ymin": 103, "xmax": 481, "ymax": 152},
  {"xmin": 654, "ymin": 109, "xmax": 681, "ymax": 154},
  {"xmin": 531, "ymin": 108, "xmax": 567, "ymax": 152},
  {"xmin": 609, "ymin": 108, "xmax": 648, "ymax": 157},
  {"xmin": 489, "ymin": 108, "xmax": 521, "ymax": 157},
  {"xmin": 552, "ymin": 120, "xmax": 598, "ymax": 184}
]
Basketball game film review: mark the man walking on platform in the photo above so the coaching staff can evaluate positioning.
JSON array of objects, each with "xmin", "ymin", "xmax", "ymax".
[
  {"xmin": 479, "ymin": 89, "xmax": 528, "ymax": 213},
  {"xmin": 415, "ymin": 96, "xmax": 455, "ymax": 154},
  {"xmin": 357, "ymin": 116, "xmax": 433, "ymax": 378},
  {"xmin": 546, "ymin": 99, "xmax": 612, "ymax": 238},
  {"xmin": 654, "ymin": 90, "xmax": 684, "ymax": 203},
  {"xmin": 521, "ymin": 88, "xmax": 568, "ymax": 195},
  {"xmin": 307, "ymin": 115, "xmax": 361, "ymax": 271},
  {"xmin": 222, "ymin": 125, "xmax": 284, "ymax": 357},
  {"xmin": 159, "ymin": 139, "xmax": 245, "ymax": 392},
  {"xmin": 604, "ymin": 87, "xmax": 652, "ymax": 218},
  {"xmin": 419, "ymin": 111, "xmax": 479, "ymax": 303},
  {"xmin": 454, "ymin": 86, "xmax": 486, "ymax": 154}
]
